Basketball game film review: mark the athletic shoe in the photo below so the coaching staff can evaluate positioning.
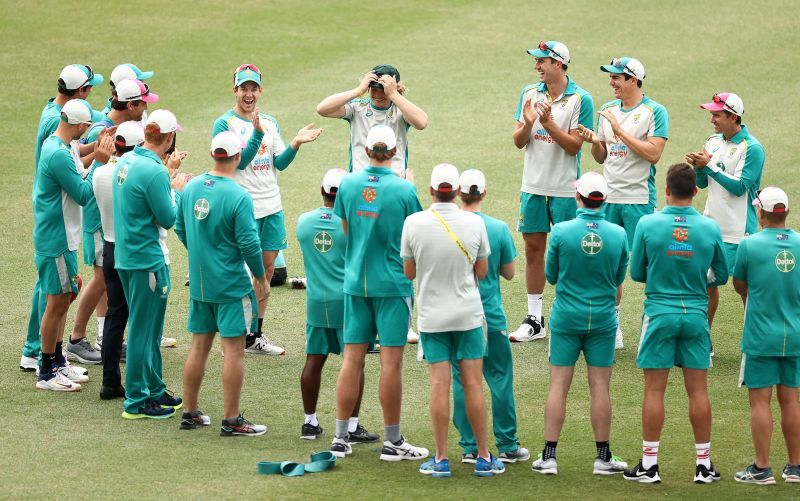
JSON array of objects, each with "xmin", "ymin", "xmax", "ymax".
[
  {"xmin": 379, "ymin": 436, "xmax": 429, "ymax": 462},
  {"xmin": 184, "ymin": 273, "xmax": 189, "ymax": 286},
  {"xmin": 289, "ymin": 277, "xmax": 307, "ymax": 289},
  {"xmin": 510, "ymin": 315, "xmax": 546, "ymax": 342},
  {"xmin": 160, "ymin": 336, "xmax": 177, "ymax": 348},
  {"xmin": 122, "ymin": 400, "xmax": 175, "ymax": 420},
  {"xmin": 532, "ymin": 453, "xmax": 558, "ymax": 475},
  {"xmin": 499, "ymin": 447, "xmax": 531, "ymax": 463},
  {"xmin": 245, "ymin": 335, "xmax": 285, "ymax": 355},
  {"xmin": 300, "ymin": 422, "xmax": 324, "ymax": 440},
  {"xmin": 475, "ymin": 454, "xmax": 505, "ymax": 477},
  {"xmin": 180, "ymin": 410, "xmax": 211, "ymax": 430},
  {"xmin": 99, "ymin": 384, "xmax": 125, "ymax": 400},
  {"xmin": 615, "ymin": 327, "xmax": 624, "ymax": 350},
  {"xmin": 419, "ymin": 457, "xmax": 451, "ymax": 477},
  {"xmin": 19, "ymin": 355, "xmax": 38, "ymax": 372},
  {"xmin": 66, "ymin": 338, "xmax": 102, "ymax": 364},
  {"xmin": 593, "ymin": 455, "xmax": 628, "ymax": 475},
  {"xmin": 783, "ymin": 464, "xmax": 800, "ymax": 483},
  {"xmin": 93, "ymin": 332, "xmax": 103, "ymax": 351},
  {"xmin": 407, "ymin": 328, "xmax": 419, "ymax": 344},
  {"xmin": 36, "ymin": 370, "xmax": 81, "ymax": 392},
  {"xmin": 220, "ymin": 414, "xmax": 267, "ymax": 436},
  {"xmin": 367, "ymin": 343, "xmax": 381, "ymax": 354},
  {"xmin": 734, "ymin": 463, "xmax": 775, "ymax": 485},
  {"xmin": 694, "ymin": 463, "xmax": 721, "ymax": 484},
  {"xmin": 348, "ymin": 424, "xmax": 379, "ymax": 444},
  {"xmin": 623, "ymin": 461, "xmax": 661, "ymax": 483},
  {"xmin": 154, "ymin": 390, "xmax": 183, "ymax": 410},
  {"xmin": 58, "ymin": 363, "xmax": 89, "ymax": 383},
  {"xmin": 461, "ymin": 452, "xmax": 477, "ymax": 464},
  {"xmin": 330, "ymin": 437, "xmax": 352, "ymax": 458}
]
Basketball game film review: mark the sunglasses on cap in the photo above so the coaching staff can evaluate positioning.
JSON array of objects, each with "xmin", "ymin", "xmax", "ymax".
[
  {"xmin": 538, "ymin": 41, "xmax": 566, "ymax": 62},
  {"xmin": 77, "ymin": 65, "xmax": 95, "ymax": 88},
  {"xmin": 712, "ymin": 94, "xmax": 738, "ymax": 114},
  {"xmin": 126, "ymin": 82, "xmax": 154, "ymax": 101},
  {"xmin": 235, "ymin": 64, "xmax": 261, "ymax": 75},
  {"xmin": 753, "ymin": 189, "xmax": 788, "ymax": 213},
  {"xmin": 610, "ymin": 58, "xmax": 637, "ymax": 78}
]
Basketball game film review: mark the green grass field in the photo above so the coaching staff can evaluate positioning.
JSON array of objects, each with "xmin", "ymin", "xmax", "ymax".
[{"xmin": 2, "ymin": 0, "xmax": 800, "ymax": 498}]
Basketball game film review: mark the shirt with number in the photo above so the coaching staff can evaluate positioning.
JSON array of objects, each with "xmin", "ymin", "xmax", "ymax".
[
  {"xmin": 514, "ymin": 77, "xmax": 594, "ymax": 197},
  {"xmin": 475, "ymin": 212, "xmax": 517, "ymax": 333},
  {"xmin": 343, "ymin": 98, "xmax": 409, "ymax": 177}
]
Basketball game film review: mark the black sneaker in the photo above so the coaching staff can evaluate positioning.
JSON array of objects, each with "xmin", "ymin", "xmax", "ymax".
[
  {"xmin": 623, "ymin": 461, "xmax": 661, "ymax": 483},
  {"xmin": 155, "ymin": 390, "xmax": 183, "ymax": 410},
  {"xmin": 348, "ymin": 424, "xmax": 379, "ymax": 444},
  {"xmin": 220, "ymin": 414, "xmax": 267, "ymax": 436},
  {"xmin": 300, "ymin": 422, "xmax": 324, "ymax": 440},
  {"xmin": 121, "ymin": 400, "xmax": 175, "ymax": 420},
  {"xmin": 99, "ymin": 384, "xmax": 125, "ymax": 400},
  {"xmin": 180, "ymin": 410, "xmax": 211, "ymax": 430},
  {"xmin": 330, "ymin": 436, "xmax": 352, "ymax": 458},
  {"xmin": 694, "ymin": 462, "xmax": 721, "ymax": 484}
]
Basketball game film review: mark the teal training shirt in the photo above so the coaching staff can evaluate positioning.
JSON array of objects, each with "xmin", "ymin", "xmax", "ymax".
[
  {"xmin": 734, "ymin": 228, "xmax": 800, "ymax": 357},
  {"xmin": 476, "ymin": 212, "xmax": 517, "ymax": 332},
  {"xmin": 112, "ymin": 145, "xmax": 176, "ymax": 271},
  {"xmin": 631, "ymin": 205, "xmax": 728, "ymax": 316},
  {"xmin": 333, "ymin": 166, "xmax": 422, "ymax": 297},
  {"xmin": 33, "ymin": 99, "xmax": 62, "ymax": 198},
  {"xmin": 175, "ymin": 173, "xmax": 264, "ymax": 303},
  {"xmin": 33, "ymin": 135, "xmax": 94, "ymax": 257},
  {"xmin": 546, "ymin": 208, "xmax": 629, "ymax": 334},
  {"xmin": 297, "ymin": 207, "xmax": 346, "ymax": 328},
  {"xmin": 81, "ymin": 115, "xmax": 113, "ymax": 234}
]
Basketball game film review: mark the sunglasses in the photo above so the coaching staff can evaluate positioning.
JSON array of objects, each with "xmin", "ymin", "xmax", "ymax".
[
  {"xmin": 538, "ymin": 41, "xmax": 565, "ymax": 62},
  {"xmin": 712, "ymin": 94, "xmax": 738, "ymax": 114},
  {"xmin": 610, "ymin": 58, "xmax": 638, "ymax": 78},
  {"xmin": 235, "ymin": 64, "xmax": 261, "ymax": 76},
  {"xmin": 77, "ymin": 65, "xmax": 95, "ymax": 88},
  {"xmin": 126, "ymin": 82, "xmax": 153, "ymax": 101}
]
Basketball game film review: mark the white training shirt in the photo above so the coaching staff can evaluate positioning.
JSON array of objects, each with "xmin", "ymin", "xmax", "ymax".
[
  {"xmin": 401, "ymin": 202, "xmax": 490, "ymax": 333},
  {"xmin": 343, "ymin": 98, "xmax": 408, "ymax": 177},
  {"xmin": 92, "ymin": 156, "xmax": 118, "ymax": 242}
]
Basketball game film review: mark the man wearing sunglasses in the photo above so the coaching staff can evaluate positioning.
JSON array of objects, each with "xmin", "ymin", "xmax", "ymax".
[
  {"xmin": 102, "ymin": 63, "xmax": 155, "ymax": 114},
  {"xmin": 685, "ymin": 93, "xmax": 764, "ymax": 332},
  {"xmin": 213, "ymin": 63, "xmax": 321, "ymax": 356},
  {"xmin": 577, "ymin": 57, "xmax": 668, "ymax": 350},
  {"xmin": 510, "ymin": 40, "xmax": 595, "ymax": 344}
]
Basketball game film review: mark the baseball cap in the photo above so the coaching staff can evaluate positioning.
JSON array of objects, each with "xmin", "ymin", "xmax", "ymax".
[
  {"xmin": 600, "ymin": 57, "xmax": 646, "ymax": 81},
  {"xmin": 110, "ymin": 63, "xmax": 154, "ymax": 87},
  {"xmin": 527, "ymin": 41, "xmax": 570, "ymax": 65},
  {"xmin": 60, "ymin": 99, "xmax": 105, "ymax": 125},
  {"xmin": 366, "ymin": 125, "xmax": 396, "ymax": 150},
  {"xmin": 700, "ymin": 92, "xmax": 744, "ymax": 116},
  {"xmin": 211, "ymin": 131, "xmax": 243, "ymax": 158},
  {"xmin": 145, "ymin": 109, "xmax": 182, "ymax": 133},
  {"xmin": 115, "ymin": 121, "xmax": 145, "ymax": 147},
  {"xmin": 370, "ymin": 64, "xmax": 400, "ymax": 89},
  {"xmin": 576, "ymin": 171, "xmax": 608, "ymax": 200},
  {"xmin": 59, "ymin": 64, "xmax": 104, "ymax": 90},
  {"xmin": 234, "ymin": 64, "xmax": 262, "ymax": 87},
  {"xmin": 322, "ymin": 168, "xmax": 347, "ymax": 194},
  {"xmin": 115, "ymin": 78, "xmax": 159, "ymax": 103},
  {"xmin": 431, "ymin": 163, "xmax": 460, "ymax": 193},
  {"xmin": 459, "ymin": 169, "xmax": 486, "ymax": 194},
  {"xmin": 754, "ymin": 187, "xmax": 789, "ymax": 213}
]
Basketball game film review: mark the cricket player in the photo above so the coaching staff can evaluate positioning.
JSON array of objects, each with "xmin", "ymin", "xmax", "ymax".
[
  {"xmin": 510, "ymin": 40, "xmax": 594, "ymax": 343},
  {"xmin": 175, "ymin": 131, "xmax": 268, "ymax": 436},
  {"xmin": 578, "ymin": 56, "xmax": 668, "ymax": 349},
  {"xmin": 329, "ymin": 125, "xmax": 427, "ymax": 461},
  {"xmin": 686, "ymin": 92, "xmax": 764, "ymax": 328},
  {"xmin": 296, "ymin": 168, "xmax": 378, "ymax": 444},
  {"xmin": 102, "ymin": 63, "xmax": 155, "ymax": 114},
  {"xmin": 451, "ymin": 169, "xmax": 529, "ymax": 464},
  {"xmin": 213, "ymin": 63, "xmax": 321, "ymax": 355},
  {"xmin": 533, "ymin": 172, "xmax": 628, "ymax": 476},
  {"xmin": 732, "ymin": 187, "xmax": 800, "ymax": 485},
  {"xmin": 113, "ymin": 109, "xmax": 189, "ymax": 419},
  {"xmin": 623, "ymin": 164, "xmax": 728, "ymax": 484}
]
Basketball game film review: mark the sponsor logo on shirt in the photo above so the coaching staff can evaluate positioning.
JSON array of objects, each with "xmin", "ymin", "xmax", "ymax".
[
  {"xmin": 533, "ymin": 128, "xmax": 553, "ymax": 143},
  {"xmin": 314, "ymin": 231, "xmax": 333, "ymax": 253},
  {"xmin": 116, "ymin": 166, "xmax": 128, "ymax": 184},
  {"xmin": 608, "ymin": 143, "xmax": 628, "ymax": 158},
  {"xmin": 667, "ymin": 227, "xmax": 693, "ymax": 257},
  {"xmin": 586, "ymin": 222, "xmax": 598, "ymax": 229},
  {"xmin": 194, "ymin": 198, "xmax": 210, "ymax": 220},
  {"xmin": 777, "ymin": 233, "xmax": 789, "ymax": 241},
  {"xmin": 633, "ymin": 113, "xmax": 641, "ymax": 124},
  {"xmin": 776, "ymin": 250, "xmax": 795, "ymax": 272},
  {"xmin": 728, "ymin": 147, "xmax": 738, "ymax": 157},
  {"xmin": 320, "ymin": 212, "xmax": 331, "ymax": 220},
  {"xmin": 204, "ymin": 179, "xmax": 215, "ymax": 187},
  {"xmin": 581, "ymin": 232, "xmax": 603, "ymax": 255},
  {"xmin": 368, "ymin": 175, "xmax": 379, "ymax": 183},
  {"xmin": 673, "ymin": 228, "xmax": 688, "ymax": 242},
  {"xmin": 366, "ymin": 110, "xmax": 373, "ymax": 117},
  {"xmin": 673, "ymin": 216, "xmax": 686, "ymax": 223},
  {"xmin": 715, "ymin": 161, "xmax": 727, "ymax": 172},
  {"xmin": 362, "ymin": 187, "xmax": 377, "ymax": 203}
]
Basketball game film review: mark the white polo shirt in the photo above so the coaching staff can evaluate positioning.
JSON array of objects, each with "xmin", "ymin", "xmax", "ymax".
[
  {"xmin": 92, "ymin": 156, "xmax": 118, "ymax": 242},
  {"xmin": 343, "ymin": 98, "xmax": 409, "ymax": 177},
  {"xmin": 400, "ymin": 202, "xmax": 490, "ymax": 333}
]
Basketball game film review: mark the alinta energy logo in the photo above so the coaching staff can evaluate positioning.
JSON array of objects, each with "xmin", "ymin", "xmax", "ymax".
[
  {"xmin": 775, "ymin": 250, "xmax": 796, "ymax": 273},
  {"xmin": 581, "ymin": 232, "xmax": 603, "ymax": 255},
  {"xmin": 314, "ymin": 231, "xmax": 333, "ymax": 253},
  {"xmin": 194, "ymin": 198, "xmax": 210, "ymax": 220}
]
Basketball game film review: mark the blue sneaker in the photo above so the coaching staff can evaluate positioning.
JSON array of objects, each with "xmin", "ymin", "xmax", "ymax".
[
  {"xmin": 419, "ymin": 457, "xmax": 451, "ymax": 478},
  {"xmin": 474, "ymin": 454, "xmax": 505, "ymax": 477}
]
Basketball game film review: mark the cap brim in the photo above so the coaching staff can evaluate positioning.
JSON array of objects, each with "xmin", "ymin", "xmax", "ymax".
[
  {"xmin": 88, "ymin": 74, "xmax": 104, "ymax": 86},
  {"xmin": 138, "ymin": 71, "xmax": 154, "ymax": 80},
  {"xmin": 141, "ymin": 92, "xmax": 159, "ymax": 103},
  {"xmin": 235, "ymin": 77, "xmax": 261, "ymax": 87},
  {"xmin": 527, "ymin": 49, "xmax": 550, "ymax": 58},
  {"xmin": 700, "ymin": 102, "xmax": 725, "ymax": 112},
  {"xmin": 600, "ymin": 65, "xmax": 624, "ymax": 74},
  {"xmin": 175, "ymin": 123, "xmax": 184, "ymax": 132}
]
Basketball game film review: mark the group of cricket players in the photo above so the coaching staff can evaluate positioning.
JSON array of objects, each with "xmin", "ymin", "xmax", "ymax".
[{"xmin": 24, "ymin": 39, "xmax": 800, "ymax": 486}]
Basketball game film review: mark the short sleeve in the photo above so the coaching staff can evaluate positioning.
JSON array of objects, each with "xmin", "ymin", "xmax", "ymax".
[
  {"xmin": 733, "ymin": 239, "xmax": 748, "ymax": 282},
  {"xmin": 500, "ymin": 224, "xmax": 517, "ymax": 264},
  {"xmin": 576, "ymin": 92, "xmax": 594, "ymax": 130},
  {"xmin": 476, "ymin": 219, "xmax": 490, "ymax": 259},
  {"xmin": 400, "ymin": 220, "xmax": 414, "ymax": 260},
  {"xmin": 343, "ymin": 100, "xmax": 356, "ymax": 121},
  {"xmin": 650, "ymin": 104, "xmax": 669, "ymax": 139}
]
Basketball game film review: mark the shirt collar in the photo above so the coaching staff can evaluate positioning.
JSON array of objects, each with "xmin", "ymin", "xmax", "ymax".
[
  {"xmin": 430, "ymin": 202, "xmax": 458, "ymax": 211},
  {"xmin": 577, "ymin": 208, "xmax": 605, "ymax": 219},
  {"xmin": 536, "ymin": 76, "xmax": 577, "ymax": 98},
  {"xmin": 365, "ymin": 166, "xmax": 392, "ymax": 174},
  {"xmin": 728, "ymin": 125, "xmax": 749, "ymax": 144},
  {"xmin": 662, "ymin": 205, "xmax": 699, "ymax": 215},
  {"xmin": 133, "ymin": 145, "xmax": 164, "ymax": 165}
]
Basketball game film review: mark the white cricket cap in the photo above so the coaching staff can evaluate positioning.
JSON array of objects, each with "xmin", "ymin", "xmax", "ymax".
[
  {"xmin": 754, "ymin": 186, "xmax": 789, "ymax": 213},
  {"xmin": 60, "ymin": 99, "xmax": 104, "ymax": 125},
  {"xmin": 115, "ymin": 78, "xmax": 159, "ymax": 103},
  {"xmin": 459, "ymin": 169, "xmax": 486, "ymax": 194},
  {"xmin": 576, "ymin": 171, "xmax": 608, "ymax": 200},
  {"xmin": 59, "ymin": 64, "xmax": 103, "ymax": 90},
  {"xmin": 322, "ymin": 168, "xmax": 347, "ymax": 194},
  {"xmin": 110, "ymin": 63, "xmax": 154, "ymax": 87},
  {"xmin": 146, "ymin": 109, "xmax": 182, "ymax": 133},
  {"xmin": 211, "ymin": 131, "xmax": 242, "ymax": 158},
  {"xmin": 700, "ymin": 92, "xmax": 744, "ymax": 116},
  {"xmin": 115, "ymin": 121, "xmax": 145, "ymax": 147},
  {"xmin": 527, "ymin": 40, "xmax": 570, "ymax": 65},
  {"xmin": 601, "ymin": 57, "xmax": 646, "ymax": 81},
  {"xmin": 366, "ymin": 124, "xmax": 396, "ymax": 150},
  {"xmin": 430, "ymin": 163, "xmax": 459, "ymax": 193}
]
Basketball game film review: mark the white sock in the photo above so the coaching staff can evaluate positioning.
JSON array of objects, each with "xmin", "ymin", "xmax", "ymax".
[
  {"xmin": 304, "ymin": 413, "xmax": 318, "ymax": 426},
  {"xmin": 695, "ymin": 442, "xmax": 711, "ymax": 468},
  {"xmin": 642, "ymin": 440, "xmax": 659, "ymax": 469},
  {"xmin": 348, "ymin": 417, "xmax": 359, "ymax": 433},
  {"xmin": 615, "ymin": 305, "xmax": 620, "ymax": 320},
  {"xmin": 97, "ymin": 316, "xmax": 105, "ymax": 337},
  {"xmin": 527, "ymin": 294, "xmax": 543, "ymax": 318}
]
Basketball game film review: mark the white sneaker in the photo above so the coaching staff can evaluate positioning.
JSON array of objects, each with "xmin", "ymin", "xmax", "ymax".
[
  {"xmin": 160, "ymin": 336, "xmax": 177, "ymax": 348},
  {"xmin": 407, "ymin": 328, "xmax": 419, "ymax": 344},
  {"xmin": 245, "ymin": 336, "xmax": 286, "ymax": 355},
  {"xmin": 94, "ymin": 332, "xmax": 103, "ymax": 351},
  {"xmin": 36, "ymin": 372, "xmax": 81, "ymax": 392},
  {"xmin": 380, "ymin": 436, "xmax": 429, "ymax": 461},
  {"xmin": 331, "ymin": 437, "xmax": 352, "ymax": 458},
  {"xmin": 510, "ymin": 315, "xmax": 546, "ymax": 342},
  {"xmin": 58, "ymin": 363, "xmax": 89, "ymax": 383},
  {"xmin": 20, "ymin": 355, "xmax": 38, "ymax": 372},
  {"xmin": 594, "ymin": 455, "xmax": 628, "ymax": 475},
  {"xmin": 532, "ymin": 454, "xmax": 558, "ymax": 474},
  {"xmin": 615, "ymin": 327, "xmax": 624, "ymax": 350}
]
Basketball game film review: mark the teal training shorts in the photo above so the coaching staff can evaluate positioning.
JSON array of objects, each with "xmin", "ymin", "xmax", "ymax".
[
  {"xmin": 35, "ymin": 251, "xmax": 80, "ymax": 296},
  {"xmin": 343, "ymin": 294, "xmax": 411, "ymax": 347},
  {"xmin": 188, "ymin": 291, "xmax": 257, "ymax": 338},
  {"xmin": 421, "ymin": 325, "xmax": 487, "ymax": 364},
  {"xmin": 306, "ymin": 324, "xmax": 344, "ymax": 355},
  {"xmin": 637, "ymin": 312, "xmax": 710, "ymax": 370},
  {"xmin": 603, "ymin": 202, "xmax": 654, "ymax": 248},
  {"xmin": 739, "ymin": 354, "xmax": 800, "ymax": 389},
  {"xmin": 82, "ymin": 229, "xmax": 104, "ymax": 266},
  {"xmin": 549, "ymin": 326, "xmax": 617, "ymax": 367},
  {"xmin": 517, "ymin": 193, "xmax": 576, "ymax": 234},
  {"xmin": 257, "ymin": 211, "xmax": 288, "ymax": 251}
]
